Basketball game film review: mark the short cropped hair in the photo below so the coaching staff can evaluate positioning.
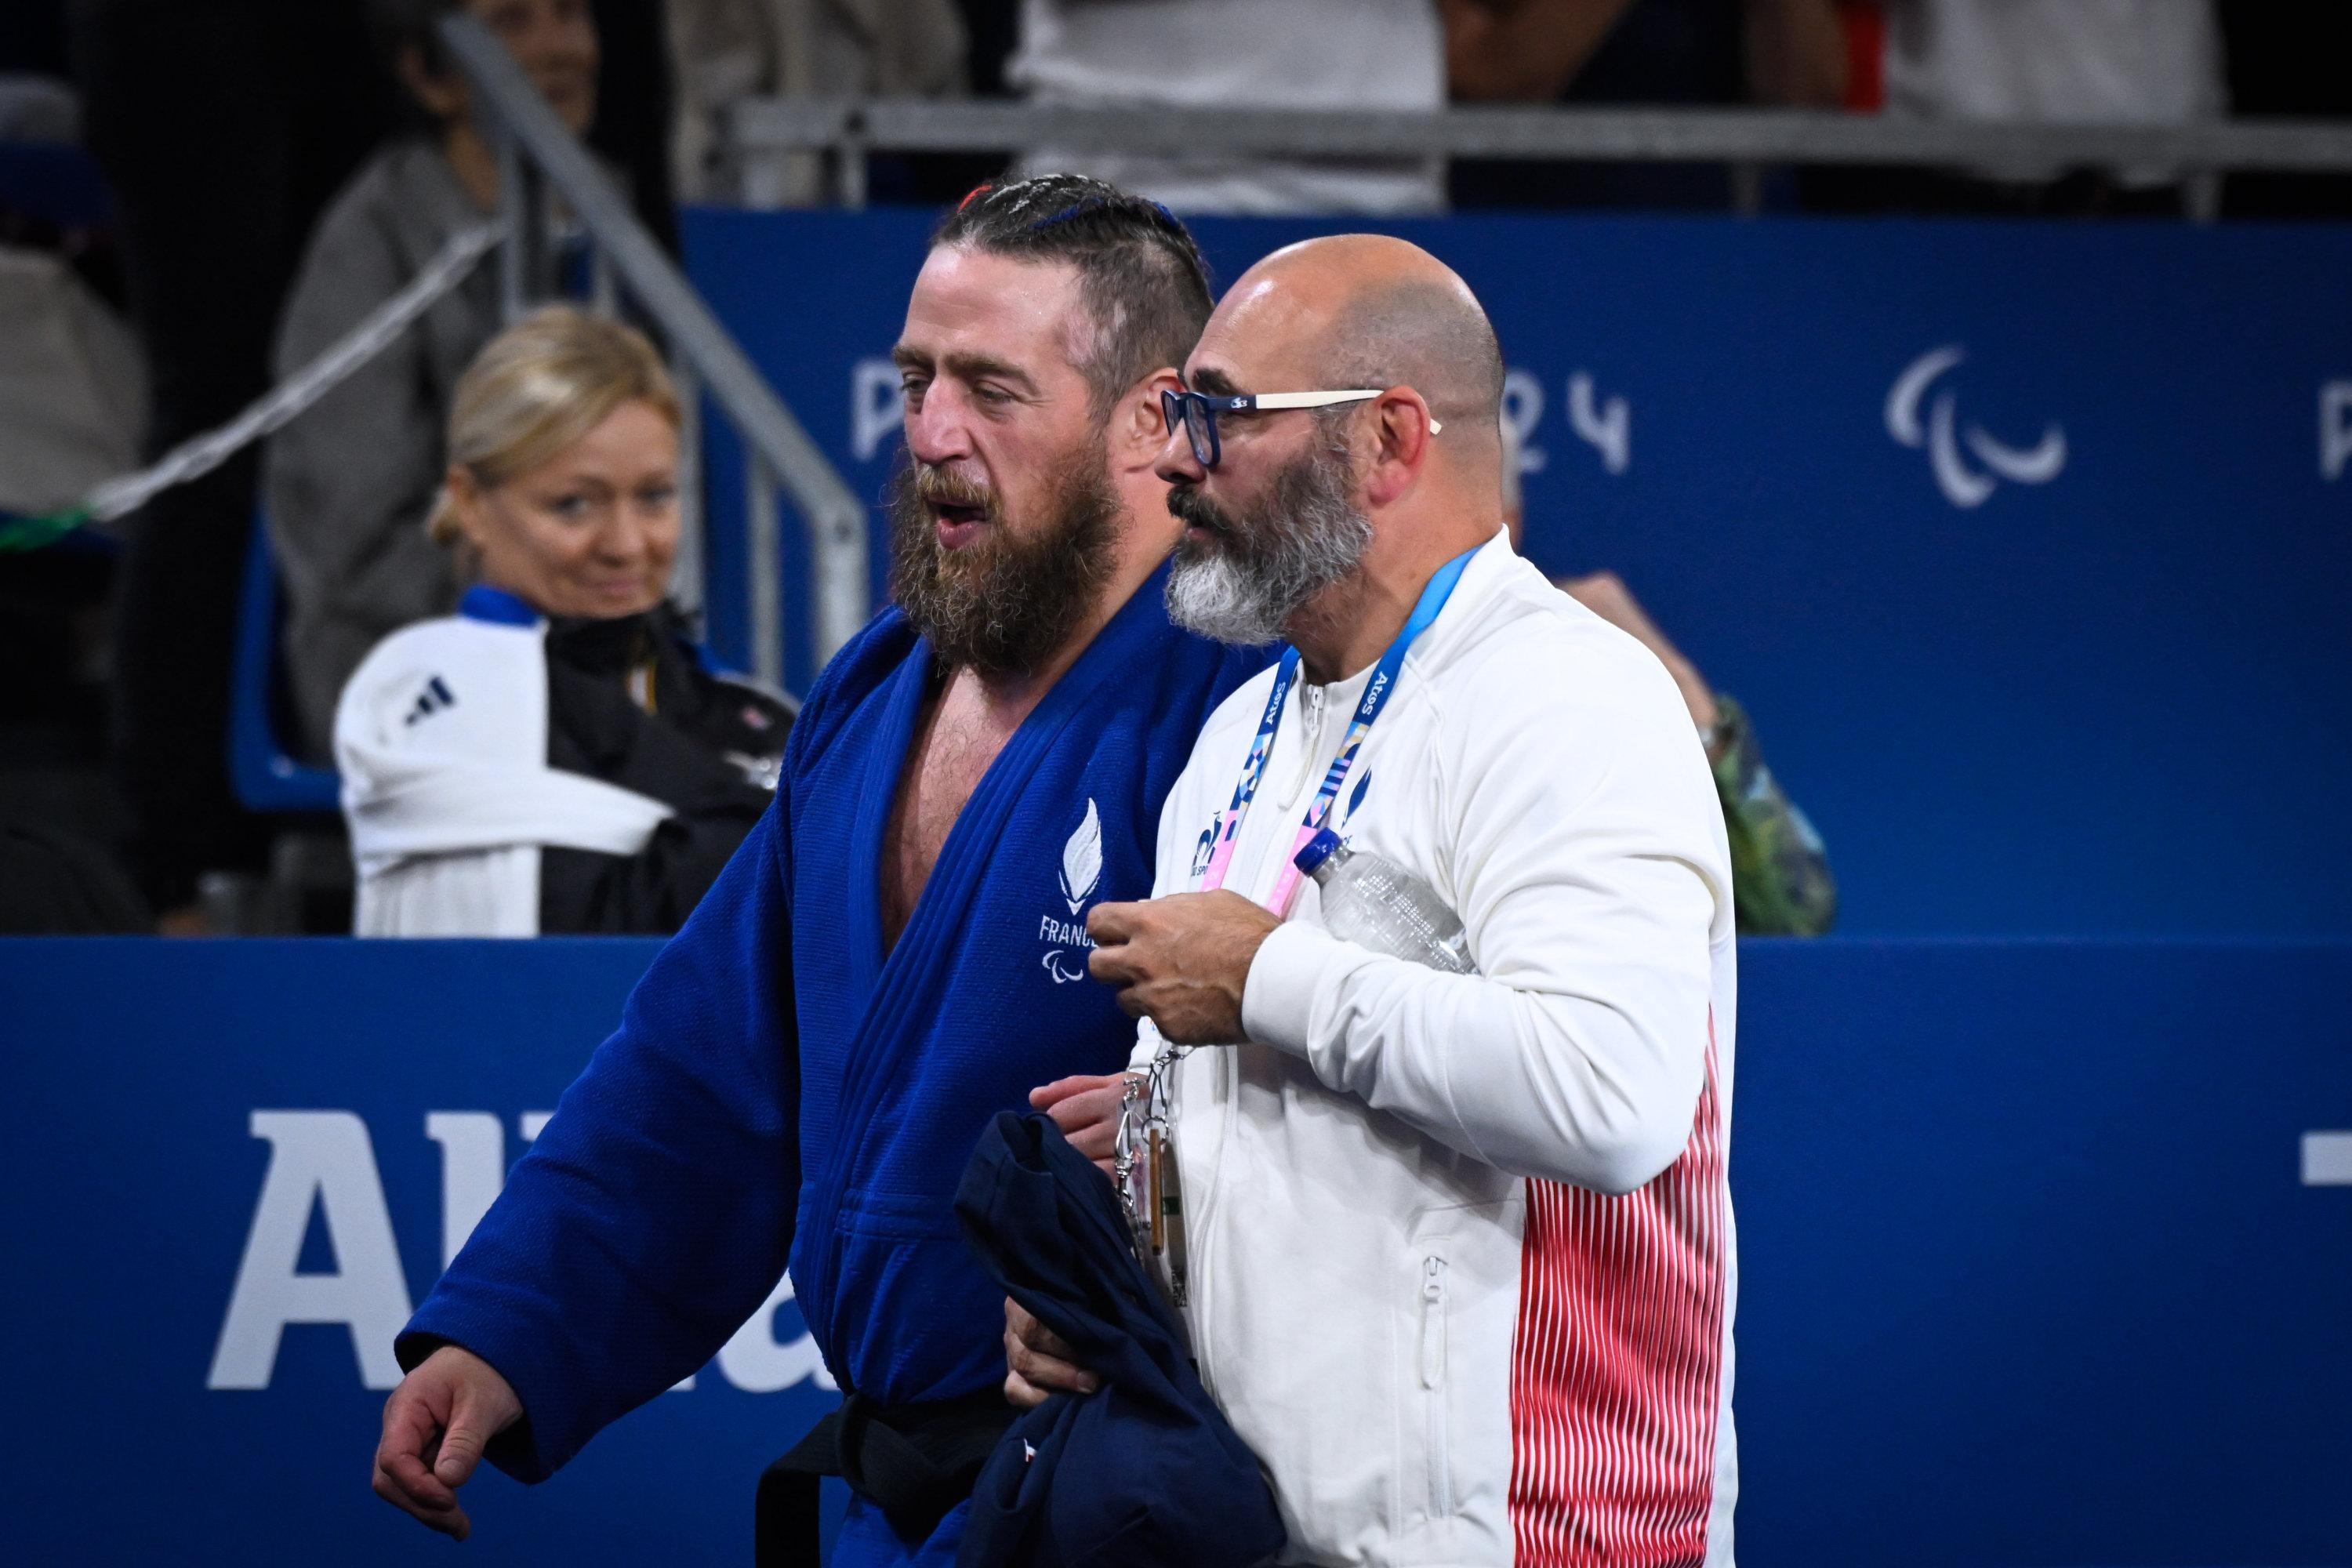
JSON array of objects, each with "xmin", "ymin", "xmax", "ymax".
[
  {"xmin": 930, "ymin": 175, "xmax": 1214, "ymax": 419},
  {"xmin": 427, "ymin": 306, "xmax": 680, "ymax": 544}
]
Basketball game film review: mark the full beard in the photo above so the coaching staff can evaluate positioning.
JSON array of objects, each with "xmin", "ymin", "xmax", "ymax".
[
  {"xmin": 887, "ymin": 441, "xmax": 1119, "ymax": 680},
  {"xmin": 1163, "ymin": 438, "xmax": 1373, "ymax": 647}
]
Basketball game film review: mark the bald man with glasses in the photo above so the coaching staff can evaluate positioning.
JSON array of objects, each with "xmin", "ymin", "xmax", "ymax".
[{"xmin": 1012, "ymin": 235, "xmax": 1743, "ymax": 1568}]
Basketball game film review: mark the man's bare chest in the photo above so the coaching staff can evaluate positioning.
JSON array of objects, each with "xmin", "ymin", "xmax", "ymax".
[{"xmin": 879, "ymin": 686, "xmax": 1023, "ymax": 949}]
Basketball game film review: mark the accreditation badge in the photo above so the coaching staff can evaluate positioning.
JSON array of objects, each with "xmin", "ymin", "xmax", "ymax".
[{"xmin": 1114, "ymin": 1047, "xmax": 1189, "ymax": 1308}]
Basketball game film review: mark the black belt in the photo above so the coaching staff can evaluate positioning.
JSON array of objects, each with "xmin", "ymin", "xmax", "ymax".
[{"xmin": 756, "ymin": 1387, "xmax": 1016, "ymax": 1565}]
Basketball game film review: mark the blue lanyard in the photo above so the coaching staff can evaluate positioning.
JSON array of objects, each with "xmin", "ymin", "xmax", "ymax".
[{"xmin": 1196, "ymin": 544, "xmax": 1477, "ymax": 903}]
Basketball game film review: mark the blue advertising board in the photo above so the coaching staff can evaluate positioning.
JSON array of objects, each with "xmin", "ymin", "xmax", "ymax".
[
  {"xmin": 3, "ymin": 936, "xmax": 2347, "ymax": 1565},
  {"xmin": 0, "ymin": 938, "xmax": 836, "ymax": 1565},
  {"xmin": 682, "ymin": 210, "xmax": 2352, "ymax": 938}
]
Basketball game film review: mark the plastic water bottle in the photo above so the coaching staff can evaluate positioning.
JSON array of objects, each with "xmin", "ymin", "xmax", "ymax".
[{"xmin": 1292, "ymin": 828, "xmax": 1475, "ymax": 974}]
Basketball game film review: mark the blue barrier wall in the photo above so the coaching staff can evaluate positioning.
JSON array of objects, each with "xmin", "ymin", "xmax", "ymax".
[
  {"xmin": 683, "ymin": 210, "xmax": 2352, "ymax": 938},
  {"xmin": 0, "ymin": 938, "xmax": 834, "ymax": 1566},
  {"xmin": 4, "ymin": 937, "xmax": 2347, "ymax": 1565}
]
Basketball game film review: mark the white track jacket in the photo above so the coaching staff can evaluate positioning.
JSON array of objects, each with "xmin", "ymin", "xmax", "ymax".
[{"xmin": 1134, "ymin": 532, "xmax": 1738, "ymax": 1566}]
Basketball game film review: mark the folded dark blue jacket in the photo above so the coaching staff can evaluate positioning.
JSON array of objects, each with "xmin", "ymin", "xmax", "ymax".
[{"xmin": 952, "ymin": 1111, "xmax": 1286, "ymax": 1568}]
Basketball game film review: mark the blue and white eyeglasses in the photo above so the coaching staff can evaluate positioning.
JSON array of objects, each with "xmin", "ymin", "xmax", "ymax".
[{"xmin": 1161, "ymin": 387, "xmax": 1443, "ymax": 470}]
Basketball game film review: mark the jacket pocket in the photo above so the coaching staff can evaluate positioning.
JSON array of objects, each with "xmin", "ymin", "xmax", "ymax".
[{"xmin": 1418, "ymin": 1253, "xmax": 1453, "ymax": 1520}]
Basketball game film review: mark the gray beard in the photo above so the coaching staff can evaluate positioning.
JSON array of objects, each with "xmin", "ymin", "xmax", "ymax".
[{"xmin": 1163, "ymin": 441, "xmax": 1372, "ymax": 647}]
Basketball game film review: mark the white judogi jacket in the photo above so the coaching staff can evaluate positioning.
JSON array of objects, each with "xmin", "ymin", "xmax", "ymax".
[{"xmin": 1138, "ymin": 532, "xmax": 1739, "ymax": 1566}]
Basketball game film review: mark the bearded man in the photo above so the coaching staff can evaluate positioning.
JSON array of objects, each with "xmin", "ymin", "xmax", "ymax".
[
  {"xmin": 366, "ymin": 176, "xmax": 1264, "ymax": 1568},
  {"xmin": 1009, "ymin": 235, "xmax": 1740, "ymax": 1566}
]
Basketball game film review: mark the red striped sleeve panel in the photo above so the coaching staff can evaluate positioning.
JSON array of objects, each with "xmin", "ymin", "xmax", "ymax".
[{"xmin": 1508, "ymin": 1020, "xmax": 1732, "ymax": 1567}]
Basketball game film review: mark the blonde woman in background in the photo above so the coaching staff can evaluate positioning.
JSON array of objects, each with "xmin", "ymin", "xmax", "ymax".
[{"xmin": 335, "ymin": 307, "xmax": 791, "ymax": 936}]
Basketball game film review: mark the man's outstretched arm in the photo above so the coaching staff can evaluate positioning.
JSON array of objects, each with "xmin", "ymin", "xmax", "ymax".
[{"xmin": 376, "ymin": 794, "xmax": 801, "ymax": 1523}]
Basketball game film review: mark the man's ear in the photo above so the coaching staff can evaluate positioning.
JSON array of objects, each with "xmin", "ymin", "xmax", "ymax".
[
  {"xmin": 1363, "ymin": 386, "xmax": 1438, "ymax": 509},
  {"xmin": 1110, "ymin": 368, "xmax": 1185, "ymax": 474}
]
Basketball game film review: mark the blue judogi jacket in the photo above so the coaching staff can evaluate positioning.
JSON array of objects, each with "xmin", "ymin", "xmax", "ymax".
[{"xmin": 397, "ymin": 565, "xmax": 1265, "ymax": 1564}]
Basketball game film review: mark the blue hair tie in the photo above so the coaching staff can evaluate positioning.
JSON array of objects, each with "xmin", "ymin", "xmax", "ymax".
[{"xmin": 1027, "ymin": 195, "xmax": 1109, "ymax": 233}]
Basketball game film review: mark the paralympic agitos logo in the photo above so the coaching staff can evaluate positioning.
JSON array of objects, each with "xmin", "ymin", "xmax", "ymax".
[{"xmin": 1886, "ymin": 345, "xmax": 2067, "ymax": 510}]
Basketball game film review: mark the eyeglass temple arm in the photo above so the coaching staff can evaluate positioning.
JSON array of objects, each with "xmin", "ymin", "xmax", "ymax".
[{"xmin": 1249, "ymin": 390, "xmax": 1442, "ymax": 435}]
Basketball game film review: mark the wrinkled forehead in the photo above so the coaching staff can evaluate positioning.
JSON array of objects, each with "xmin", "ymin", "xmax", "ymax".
[
  {"xmin": 1185, "ymin": 274, "xmax": 1338, "ymax": 394},
  {"xmin": 900, "ymin": 244, "xmax": 1089, "ymax": 371}
]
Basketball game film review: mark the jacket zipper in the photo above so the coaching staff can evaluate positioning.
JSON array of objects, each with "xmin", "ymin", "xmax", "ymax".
[
  {"xmin": 1280, "ymin": 683, "xmax": 1327, "ymax": 807},
  {"xmin": 1420, "ymin": 1254, "xmax": 1452, "ymax": 1519}
]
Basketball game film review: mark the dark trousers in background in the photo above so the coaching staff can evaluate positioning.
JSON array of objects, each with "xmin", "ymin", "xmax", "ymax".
[{"xmin": 69, "ymin": 0, "xmax": 393, "ymax": 911}]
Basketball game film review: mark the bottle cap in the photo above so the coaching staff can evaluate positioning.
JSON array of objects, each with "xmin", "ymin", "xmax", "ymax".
[{"xmin": 1292, "ymin": 827, "xmax": 1345, "ymax": 877}]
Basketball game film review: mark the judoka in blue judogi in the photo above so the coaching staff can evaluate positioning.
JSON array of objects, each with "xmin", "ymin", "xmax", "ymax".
[
  {"xmin": 397, "ymin": 574, "xmax": 1254, "ymax": 1563},
  {"xmin": 372, "ymin": 177, "xmax": 1262, "ymax": 1566}
]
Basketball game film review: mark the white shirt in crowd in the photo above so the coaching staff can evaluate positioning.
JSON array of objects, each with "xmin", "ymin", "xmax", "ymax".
[
  {"xmin": 1883, "ymin": 0, "xmax": 2226, "ymax": 183},
  {"xmin": 1008, "ymin": 0, "xmax": 1446, "ymax": 215}
]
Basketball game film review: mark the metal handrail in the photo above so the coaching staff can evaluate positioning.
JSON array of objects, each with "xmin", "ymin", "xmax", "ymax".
[
  {"xmin": 441, "ymin": 13, "xmax": 868, "ymax": 688},
  {"xmin": 725, "ymin": 96, "xmax": 2352, "ymax": 208}
]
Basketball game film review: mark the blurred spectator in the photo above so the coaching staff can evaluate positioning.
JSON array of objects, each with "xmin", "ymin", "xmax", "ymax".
[
  {"xmin": 266, "ymin": 0, "xmax": 603, "ymax": 760},
  {"xmin": 1007, "ymin": 0, "xmax": 1446, "ymax": 215},
  {"xmin": 1447, "ymin": 0, "xmax": 1848, "ymax": 210},
  {"xmin": 0, "ymin": 244, "xmax": 143, "ymax": 523},
  {"xmin": 1879, "ymin": 0, "xmax": 2223, "ymax": 134},
  {"xmin": 3, "ymin": 3, "xmax": 122, "ymax": 318},
  {"xmin": 338, "ymin": 307, "xmax": 789, "ymax": 936},
  {"xmin": 0, "ymin": 5, "xmax": 134, "ymax": 911},
  {"xmin": 1809, "ymin": 0, "xmax": 2227, "ymax": 216},
  {"xmin": 584, "ymin": 0, "xmax": 682, "ymax": 251},
  {"xmin": 1502, "ymin": 419, "xmax": 1836, "ymax": 934},
  {"xmin": 2216, "ymin": 9, "xmax": 2352, "ymax": 220},
  {"xmin": 1447, "ymin": 0, "xmax": 1846, "ymax": 108},
  {"xmin": 668, "ymin": 0, "xmax": 967, "ymax": 203},
  {"xmin": 69, "ymin": 0, "xmax": 397, "ymax": 928}
]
